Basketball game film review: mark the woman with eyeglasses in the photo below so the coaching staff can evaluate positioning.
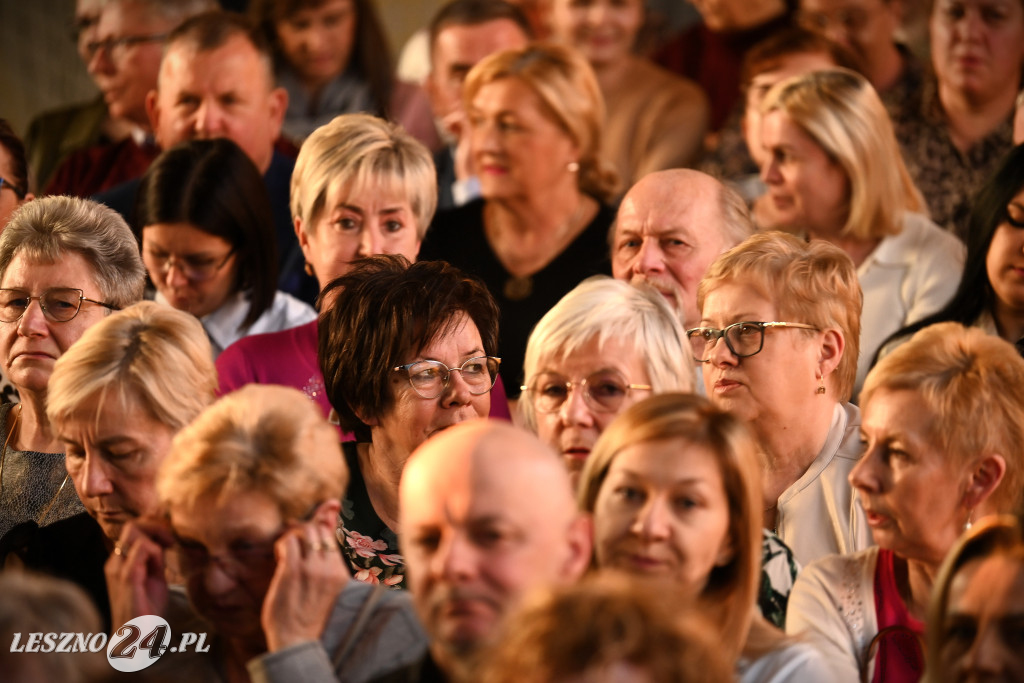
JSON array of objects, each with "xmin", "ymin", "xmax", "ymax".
[
  {"xmin": 520, "ymin": 276, "xmax": 693, "ymax": 483},
  {"xmin": 0, "ymin": 196, "xmax": 145, "ymax": 540},
  {"xmin": 136, "ymin": 138, "xmax": 316, "ymax": 358},
  {"xmin": 786, "ymin": 323, "xmax": 1024, "ymax": 682},
  {"xmin": 318, "ymin": 254, "xmax": 500, "ymax": 586},
  {"xmin": 106, "ymin": 384, "xmax": 428, "ymax": 682},
  {"xmin": 693, "ymin": 231, "xmax": 870, "ymax": 567}
]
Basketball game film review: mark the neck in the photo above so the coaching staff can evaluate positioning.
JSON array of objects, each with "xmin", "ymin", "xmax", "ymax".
[
  {"xmin": 754, "ymin": 401, "xmax": 836, "ymax": 508},
  {"xmin": 485, "ymin": 191, "xmax": 594, "ymax": 277},
  {"xmin": 359, "ymin": 440, "xmax": 404, "ymax": 532},
  {"xmin": 938, "ymin": 81, "xmax": 1016, "ymax": 152},
  {"xmin": 869, "ymin": 46, "xmax": 906, "ymax": 94},
  {"xmin": 593, "ymin": 53, "xmax": 635, "ymax": 92},
  {"xmin": 13, "ymin": 394, "xmax": 59, "ymax": 453},
  {"xmin": 992, "ymin": 300, "xmax": 1024, "ymax": 344},
  {"xmin": 900, "ymin": 555, "xmax": 940, "ymax": 621},
  {"xmin": 808, "ymin": 230, "xmax": 880, "ymax": 268}
]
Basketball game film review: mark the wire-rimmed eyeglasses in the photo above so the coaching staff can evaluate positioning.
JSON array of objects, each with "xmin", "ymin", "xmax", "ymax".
[
  {"xmin": 146, "ymin": 249, "xmax": 235, "ymax": 283},
  {"xmin": 394, "ymin": 356, "xmax": 501, "ymax": 399},
  {"xmin": 521, "ymin": 370, "xmax": 652, "ymax": 414},
  {"xmin": 85, "ymin": 32, "xmax": 168, "ymax": 60},
  {"xmin": 0, "ymin": 288, "xmax": 119, "ymax": 323},
  {"xmin": 686, "ymin": 321, "xmax": 819, "ymax": 362}
]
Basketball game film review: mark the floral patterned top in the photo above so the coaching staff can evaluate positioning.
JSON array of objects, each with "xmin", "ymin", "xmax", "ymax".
[
  {"xmin": 760, "ymin": 529, "xmax": 800, "ymax": 629},
  {"xmin": 336, "ymin": 441, "xmax": 405, "ymax": 588}
]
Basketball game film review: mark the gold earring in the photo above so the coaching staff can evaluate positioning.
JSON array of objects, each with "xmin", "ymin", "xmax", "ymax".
[
  {"xmin": 304, "ymin": 262, "xmax": 314, "ymax": 277},
  {"xmin": 816, "ymin": 377, "xmax": 826, "ymax": 395}
]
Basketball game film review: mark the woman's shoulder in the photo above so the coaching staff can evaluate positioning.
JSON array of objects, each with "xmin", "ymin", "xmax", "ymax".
[
  {"xmin": 250, "ymin": 291, "xmax": 317, "ymax": 334},
  {"xmin": 800, "ymin": 546, "xmax": 879, "ymax": 588},
  {"xmin": 738, "ymin": 639, "xmax": 832, "ymax": 683}
]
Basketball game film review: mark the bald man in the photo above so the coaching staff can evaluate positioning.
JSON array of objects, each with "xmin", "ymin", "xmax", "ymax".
[
  {"xmin": 391, "ymin": 420, "xmax": 591, "ymax": 682},
  {"xmin": 611, "ymin": 169, "xmax": 755, "ymax": 329}
]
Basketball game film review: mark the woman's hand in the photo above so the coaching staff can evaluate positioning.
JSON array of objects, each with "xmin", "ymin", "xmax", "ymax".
[
  {"xmin": 261, "ymin": 521, "xmax": 350, "ymax": 652},
  {"xmin": 105, "ymin": 518, "xmax": 174, "ymax": 629}
]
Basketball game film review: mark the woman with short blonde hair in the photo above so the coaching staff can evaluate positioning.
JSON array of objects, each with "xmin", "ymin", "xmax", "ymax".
[{"xmin": 759, "ymin": 68, "xmax": 965, "ymax": 395}]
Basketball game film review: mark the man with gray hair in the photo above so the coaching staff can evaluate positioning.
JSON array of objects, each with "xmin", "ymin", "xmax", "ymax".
[{"xmin": 611, "ymin": 169, "xmax": 754, "ymax": 329}]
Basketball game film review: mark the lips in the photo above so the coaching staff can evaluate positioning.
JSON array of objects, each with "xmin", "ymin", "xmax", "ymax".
[
  {"xmin": 713, "ymin": 377, "xmax": 742, "ymax": 394},
  {"xmin": 620, "ymin": 552, "xmax": 672, "ymax": 573}
]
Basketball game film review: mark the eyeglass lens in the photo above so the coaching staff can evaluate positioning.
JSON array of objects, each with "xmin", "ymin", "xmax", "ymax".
[
  {"xmin": 406, "ymin": 356, "xmax": 499, "ymax": 398},
  {"xmin": 0, "ymin": 288, "xmax": 85, "ymax": 323},
  {"xmin": 530, "ymin": 371, "xmax": 636, "ymax": 414},
  {"xmin": 688, "ymin": 323, "xmax": 765, "ymax": 361}
]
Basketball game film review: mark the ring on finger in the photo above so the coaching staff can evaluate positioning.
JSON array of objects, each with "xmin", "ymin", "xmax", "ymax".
[{"xmin": 113, "ymin": 543, "xmax": 124, "ymax": 557}]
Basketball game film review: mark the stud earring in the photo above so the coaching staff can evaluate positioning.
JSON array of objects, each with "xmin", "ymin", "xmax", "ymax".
[{"xmin": 567, "ymin": 161, "xmax": 580, "ymax": 173}]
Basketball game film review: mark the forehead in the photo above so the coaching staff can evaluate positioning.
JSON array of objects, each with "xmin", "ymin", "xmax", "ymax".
[
  {"xmin": 434, "ymin": 19, "xmax": 529, "ymax": 63},
  {"xmin": 541, "ymin": 334, "xmax": 641, "ymax": 374},
  {"xmin": 98, "ymin": 0, "xmax": 162, "ymax": 31},
  {"xmin": 618, "ymin": 183, "xmax": 722, "ymax": 235},
  {"xmin": 949, "ymin": 554, "xmax": 1024, "ymax": 614},
  {"xmin": 701, "ymin": 280, "xmax": 777, "ymax": 319},
  {"xmin": 170, "ymin": 489, "xmax": 283, "ymax": 541},
  {"xmin": 608, "ymin": 438, "xmax": 725, "ymax": 486},
  {"xmin": 2, "ymin": 250, "xmax": 99, "ymax": 289},
  {"xmin": 160, "ymin": 35, "xmax": 271, "ymax": 95}
]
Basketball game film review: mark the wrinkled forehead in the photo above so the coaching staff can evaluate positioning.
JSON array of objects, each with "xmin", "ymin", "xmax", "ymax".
[{"xmin": 618, "ymin": 188, "xmax": 723, "ymax": 238}]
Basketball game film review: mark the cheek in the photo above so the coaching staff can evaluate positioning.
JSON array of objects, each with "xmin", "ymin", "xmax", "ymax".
[{"xmin": 534, "ymin": 412, "xmax": 561, "ymax": 445}]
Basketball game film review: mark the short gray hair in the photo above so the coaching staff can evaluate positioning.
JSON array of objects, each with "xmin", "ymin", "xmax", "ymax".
[
  {"xmin": 718, "ymin": 182, "xmax": 755, "ymax": 247},
  {"xmin": 521, "ymin": 276, "xmax": 695, "ymax": 431},
  {"xmin": 0, "ymin": 197, "xmax": 146, "ymax": 307}
]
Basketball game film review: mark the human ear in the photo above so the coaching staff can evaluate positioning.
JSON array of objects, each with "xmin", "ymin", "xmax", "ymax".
[
  {"xmin": 962, "ymin": 454, "xmax": 1007, "ymax": 514},
  {"xmin": 562, "ymin": 513, "xmax": 594, "ymax": 581},
  {"xmin": 818, "ymin": 328, "xmax": 845, "ymax": 379},
  {"xmin": 311, "ymin": 499, "xmax": 342, "ymax": 531}
]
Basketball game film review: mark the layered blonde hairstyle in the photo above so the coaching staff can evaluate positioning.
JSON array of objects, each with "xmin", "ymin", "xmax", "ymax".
[
  {"xmin": 158, "ymin": 384, "xmax": 348, "ymax": 520},
  {"xmin": 290, "ymin": 113, "xmax": 437, "ymax": 241},
  {"xmin": 463, "ymin": 43, "xmax": 619, "ymax": 201},
  {"xmin": 47, "ymin": 301, "xmax": 216, "ymax": 432},
  {"xmin": 697, "ymin": 231, "xmax": 862, "ymax": 401},
  {"xmin": 762, "ymin": 68, "xmax": 925, "ymax": 240},
  {"xmin": 862, "ymin": 323, "xmax": 1024, "ymax": 514},
  {"xmin": 520, "ymin": 276, "xmax": 694, "ymax": 431},
  {"xmin": 577, "ymin": 393, "xmax": 768, "ymax": 662}
]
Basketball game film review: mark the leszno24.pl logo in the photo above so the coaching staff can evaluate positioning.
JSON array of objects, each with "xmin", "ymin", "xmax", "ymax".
[{"xmin": 10, "ymin": 614, "xmax": 209, "ymax": 673}]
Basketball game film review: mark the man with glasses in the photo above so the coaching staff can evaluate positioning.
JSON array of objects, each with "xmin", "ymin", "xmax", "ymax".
[
  {"xmin": 44, "ymin": 0, "xmax": 215, "ymax": 198},
  {"xmin": 389, "ymin": 420, "xmax": 591, "ymax": 682}
]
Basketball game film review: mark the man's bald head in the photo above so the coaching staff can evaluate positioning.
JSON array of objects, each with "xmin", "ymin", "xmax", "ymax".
[
  {"xmin": 400, "ymin": 419, "xmax": 591, "ymax": 676},
  {"xmin": 611, "ymin": 169, "xmax": 753, "ymax": 328}
]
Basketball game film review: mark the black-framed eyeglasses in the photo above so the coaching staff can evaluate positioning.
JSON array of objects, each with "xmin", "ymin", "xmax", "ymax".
[
  {"xmin": 0, "ymin": 176, "xmax": 26, "ymax": 200},
  {"xmin": 394, "ymin": 356, "xmax": 501, "ymax": 399},
  {"xmin": 521, "ymin": 370, "xmax": 652, "ymax": 415},
  {"xmin": 146, "ymin": 249, "xmax": 235, "ymax": 283},
  {"xmin": 85, "ymin": 32, "xmax": 168, "ymax": 59},
  {"xmin": 0, "ymin": 288, "xmax": 119, "ymax": 323},
  {"xmin": 686, "ymin": 321, "xmax": 819, "ymax": 362}
]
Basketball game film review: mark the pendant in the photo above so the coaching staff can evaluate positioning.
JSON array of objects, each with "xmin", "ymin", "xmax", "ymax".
[{"xmin": 504, "ymin": 275, "xmax": 533, "ymax": 301}]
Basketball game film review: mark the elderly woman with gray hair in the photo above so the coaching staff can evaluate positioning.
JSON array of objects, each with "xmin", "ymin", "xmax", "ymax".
[{"xmin": 0, "ymin": 196, "xmax": 145, "ymax": 540}]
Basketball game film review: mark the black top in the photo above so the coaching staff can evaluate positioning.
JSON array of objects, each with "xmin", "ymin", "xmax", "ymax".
[{"xmin": 420, "ymin": 199, "xmax": 615, "ymax": 396}]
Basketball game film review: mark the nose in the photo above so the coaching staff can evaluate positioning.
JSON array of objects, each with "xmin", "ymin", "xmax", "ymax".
[
  {"xmin": 635, "ymin": 238, "xmax": 665, "ymax": 275},
  {"xmin": 964, "ymin": 623, "xmax": 1007, "ymax": 676},
  {"xmin": 632, "ymin": 495, "xmax": 671, "ymax": 541},
  {"xmin": 17, "ymin": 299, "xmax": 49, "ymax": 337},
  {"xmin": 761, "ymin": 156, "xmax": 782, "ymax": 185},
  {"xmin": 164, "ymin": 260, "xmax": 190, "ymax": 288},
  {"xmin": 86, "ymin": 43, "xmax": 113, "ymax": 76},
  {"xmin": 193, "ymin": 99, "xmax": 223, "ymax": 138},
  {"xmin": 586, "ymin": 3, "xmax": 611, "ymax": 25},
  {"xmin": 356, "ymin": 228, "xmax": 385, "ymax": 258},
  {"xmin": 558, "ymin": 384, "xmax": 595, "ymax": 427},
  {"xmin": 440, "ymin": 365, "xmax": 473, "ymax": 408},
  {"xmin": 956, "ymin": 7, "xmax": 984, "ymax": 43},
  {"xmin": 432, "ymin": 532, "xmax": 478, "ymax": 582},
  {"xmin": 80, "ymin": 454, "xmax": 115, "ymax": 498},
  {"xmin": 708, "ymin": 332, "xmax": 738, "ymax": 367},
  {"xmin": 201, "ymin": 557, "xmax": 241, "ymax": 597},
  {"xmin": 848, "ymin": 444, "xmax": 882, "ymax": 494}
]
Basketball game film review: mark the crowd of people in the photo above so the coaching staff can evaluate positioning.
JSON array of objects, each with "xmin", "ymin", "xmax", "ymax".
[{"xmin": 1, "ymin": 0, "xmax": 1024, "ymax": 681}]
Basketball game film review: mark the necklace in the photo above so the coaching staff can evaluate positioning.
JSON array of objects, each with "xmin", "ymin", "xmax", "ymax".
[
  {"xmin": 499, "ymin": 198, "xmax": 586, "ymax": 302},
  {"xmin": 0, "ymin": 404, "xmax": 71, "ymax": 525}
]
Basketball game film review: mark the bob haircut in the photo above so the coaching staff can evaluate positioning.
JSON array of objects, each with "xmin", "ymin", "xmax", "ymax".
[
  {"xmin": 874, "ymin": 144, "xmax": 1024, "ymax": 360},
  {"xmin": 250, "ymin": 0, "xmax": 393, "ymax": 117},
  {"xmin": 698, "ymin": 231, "xmax": 862, "ymax": 401},
  {"xmin": 0, "ymin": 196, "xmax": 145, "ymax": 308},
  {"xmin": 480, "ymin": 573, "xmax": 731, "ymax": 683},
  {"xmin": 290, "ymin": 113, "xmax": 437, "ymax": 239},
  {"xmin": 47, "ymin": 301, "xmax": 217, "ymax": 434},
  {"xmin": 520, "ymin": 276, "xmax": 695, "ymax": 431},
  {"xmin": 158, "ymin": 384, "xmax": 347, "ymax": 521},
  {"xmin": 136, "ymin": 138, "xmax": 278, "ymax": 329},
  {"xmin": 761, "ymin": 68, "xmax": 924, "ymax": 241},
  {"xmin": 578, "ymin": 393, "xmax": 763, "ymax": 662},
  {"xmin": 861, "ymin": 322, "xmax": 1024, "ymax": 514},
  {"xmin": 924, "ymin": 515, "xmax": 1024, "ymax": 683},
  {"xmin": 463, "ymin": 43, "xmax": 619, "ymax": 202},
  {"xmin": 319, "ymin": 254, "xmax": 500, "ymax": 441}
]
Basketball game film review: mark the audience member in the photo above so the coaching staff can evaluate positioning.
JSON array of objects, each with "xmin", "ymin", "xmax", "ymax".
[
  {"xmin": 481, "ymin": 574, "xmax": 732, "ymax": 683},
  {"xmin": 547, "ymin": 0, "xmax": 709, "ymax": 192},
  {"xmin": 107, "ymin": 384, "xmax": 428, "ymax": 682},
  {"xmin": 611, "ymin": 169, "xmax": 755, "ymax": 329},
  {"xmin": 579, "ymin": 393, "xmax": 829, "ymax": 681},
  {"xmin": 760, "ymin": 68, "xmax": 964, "ymax": 395},
  {"xmin": 250, "ymin": 0, "xmax": 437, "ymax": 147},
  {"xmin": 0, "ymin": 302, "xmax": 217, "ymax": 628},
  {"xmin": 787, "ymin": 323, "xmax": 1024, "ymax": 682},
  {"xmin": 695, "ymin": 232, "xmax": 869, "ymax": 565},
  {"xmin": 702, "ymin": 27, "xmax": 857, "ymax": 207},
  {"xmin": 520, "ymin": 276, "xmax": 693, "ymax": 480},
  {"xmin": 46, "ymin": 0, "xmax": 215, "ymax": 198},
  {"xmin": 94, "ymin": 10, "xmax": 317, "ymax": 302},
  {"xmin": 135, "ymin": 138, "xmax": 315, "ymax": 357},
  {"xmin": 425, "ymin": 0, "xmax": 532, "ymax": 211},
  {"xmin": 421, "ymin": 44, "xmax": 618, "ymax": 396},
  {"xmin": 319, "ymin": 256, "xmax": 500, "ymax": 586},
  {"xmin": 875, "ymin": 144, "xmax": 1024, "ymax": 358},
  {"xmin": 925, "ymin": 515, "xmax": 1024, "ymax": 683},
  {"xmin": 1016, "ymin": 87, "xmax": 1024, "ymax": 144},
  {"xmin": 0, "ymin": 197, "xmax": 145, "ymax": 541},
  {"xmin": 893, "ymin": 0, "xmax": 1024, "ymax": 238},
  {"xmin": 0, "ymin": 120, "xmax": 33, "ymax": 231},
  {"xmin": 393, "ymin": 419, "xmax": 591, "ymax": 681},
  {"xmin": 654, "ymin": 0, "xmax": 795, "ymax": 131}
]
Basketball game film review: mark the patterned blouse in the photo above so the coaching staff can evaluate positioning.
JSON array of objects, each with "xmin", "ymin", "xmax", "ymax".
[
  {"xmin": 760, "ymin": 529, "xmax": 800, "ymax": 629},
  {"xmin": 336, "ymin": 441, "xmax": 405, "ymax": 588}
]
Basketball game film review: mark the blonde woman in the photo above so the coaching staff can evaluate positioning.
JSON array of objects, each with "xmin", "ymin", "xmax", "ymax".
[{"xmin": 759, "ymin": 68, "xmax": 965, "ymax": 396}]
